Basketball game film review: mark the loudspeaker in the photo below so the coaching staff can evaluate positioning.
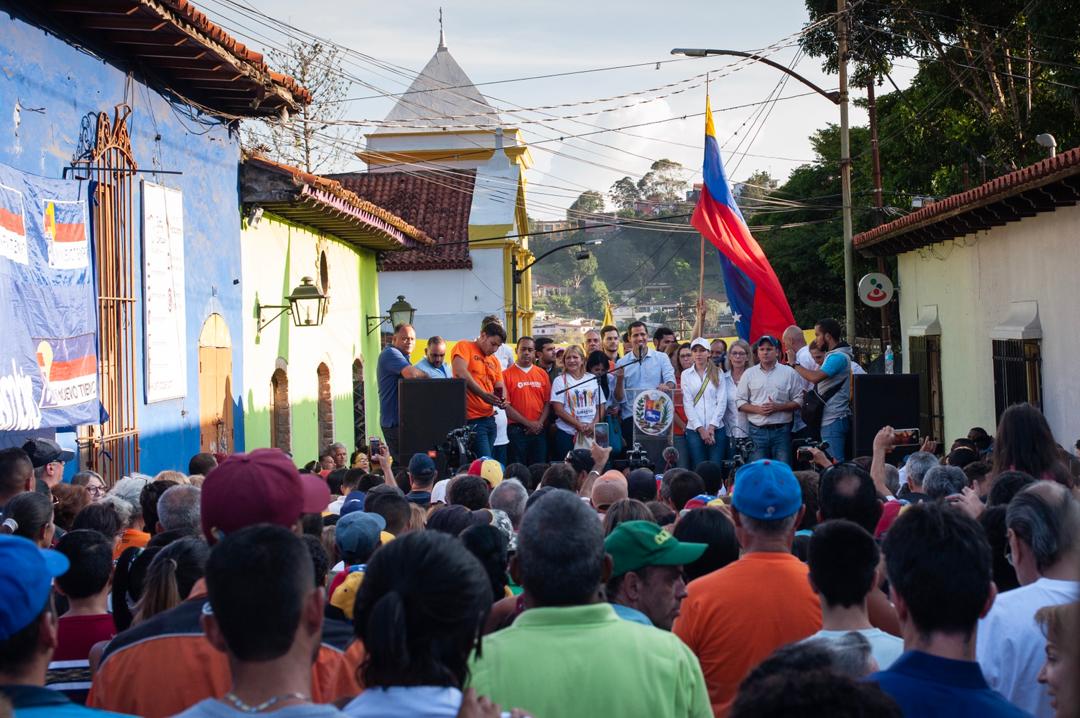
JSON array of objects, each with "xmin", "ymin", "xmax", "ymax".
[
  {"xmin": 397, "ymin": 378, "xmax": 467, "ymax": 472},
  {"xmin": 851, "ymin": 374, "xmax": 921, "ymax": 458}
]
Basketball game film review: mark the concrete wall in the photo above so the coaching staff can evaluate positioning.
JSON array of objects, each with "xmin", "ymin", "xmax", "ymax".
[
  {"xmin": 898, "ymin": 202, "xmax": 1080, "ymax": 445},
  {"xmin": 241, "ymin": 215, "xmax": 383, "ymax": 462},
  {"xmin": 378, "ymin": 247, "xmax": 505, "ymax": 341},
  {"xmin": 0, "ymin": 10, "xmax": 245, "ymax": 475}
]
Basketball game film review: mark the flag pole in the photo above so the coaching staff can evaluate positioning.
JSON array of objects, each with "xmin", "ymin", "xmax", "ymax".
[{"xmin": 695, "ymin": 76, "xmax": 709, "ymax": 340}]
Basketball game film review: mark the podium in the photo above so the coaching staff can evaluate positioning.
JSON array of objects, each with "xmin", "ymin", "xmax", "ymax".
[{"xmin": 397, "ymin": 378, "xmax": 467, "ymax": 475}]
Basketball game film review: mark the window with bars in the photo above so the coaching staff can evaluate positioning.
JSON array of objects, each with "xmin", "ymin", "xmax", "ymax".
[
  {"xmin": 992, "ymin": 339, "xmax": 1042, "ymax": 421},
  {"xmin": 908, "ymin": 336, "xmax": 944, "ymax": 441}
]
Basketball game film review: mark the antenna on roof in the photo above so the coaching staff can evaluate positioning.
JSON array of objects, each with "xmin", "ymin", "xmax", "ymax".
[{"xmin": 438, "ymin": 7, "xmax": 446, "ymax": 50}]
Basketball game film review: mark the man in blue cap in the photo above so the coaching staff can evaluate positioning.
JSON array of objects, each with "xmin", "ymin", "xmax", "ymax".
[
  {"xmin": 0, "ymin": 535, "xmax": 129, "ymax": 716},
  {"xmin": 674, "ymin": 460, "xmax": 822, "ymax": 716},
  {"xmin": 405, "ymin": 453, "xmax": 437, "ymax": 507}
]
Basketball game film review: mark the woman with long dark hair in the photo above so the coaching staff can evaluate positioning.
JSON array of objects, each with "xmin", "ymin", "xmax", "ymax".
[
  {"xmin": 1, "ymin": 491, "xmax": 55, "ymax": 547},
  {"xmin": 345, "ymin": 531, "xmax": 495, "ymax": 716},
  {"xmin": 993, "ymin": 403, "xmax": 1072, "ymax": 487}
]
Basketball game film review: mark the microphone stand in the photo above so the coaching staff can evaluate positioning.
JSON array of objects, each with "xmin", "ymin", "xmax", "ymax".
[{"xmin": 554, "ymin": 350, "xmax": 645, "ymax": 396}]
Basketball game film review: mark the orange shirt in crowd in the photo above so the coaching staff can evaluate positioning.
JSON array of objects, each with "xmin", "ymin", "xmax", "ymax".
[
  {"xmin": 112, "ymin": 528, "xmax": 150, "ymax": 560},
  {"xmin": 87, "ymin": 583, "xmax": 361, "ymax": 718},
  {"xmin": 451, "ymin": 340, "xmax": 503, "ymax": 420},
  {"xmin": 673, "ymin": 551, "xmax": 822, "ymax": 717},
  {"xmin": 502, "ymin": 364, "xmax": 551, "ymax": 424}
]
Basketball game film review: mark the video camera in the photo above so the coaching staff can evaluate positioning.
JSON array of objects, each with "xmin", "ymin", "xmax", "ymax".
[
  {"xmin": 438, "ymin": 426, "xmax": 477, "ymax": 475},
  {"xmin": 720, "ymin": 436, "xmax": 755, "ymax": 482},
  {"xmin": 626, "ymin": 443, "xmax": 653, "ymax": 472},
  {"xmin": 793, "ymin": 438, "xmax": 831, "ymax": 466}
]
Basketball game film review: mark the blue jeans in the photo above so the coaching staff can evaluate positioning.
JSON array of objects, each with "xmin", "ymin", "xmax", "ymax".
[
  {"xmin": 468, "ymin": 416, "xmax": 497, "ymax": 459},
  {"xmin": 507, "ymin": 424, "xmax": 548, "ymax": 465},
  {"xmin": 553, "ymin": 429, "xmax": 576, "ymax": 460},
  {"xmin": 685, "ymin": 427, "xmax": 728, "ymax": 468},
  {"xmin": 673, "ymin": 435, "xmax": 690, "ymax": 468},
  {"xmin": 820, "ymin": 415, "xmax": 850, "ymax": 463},
  {"xmin": 748, "ymin": 423, "xmax": 793, "ymax": 465}
]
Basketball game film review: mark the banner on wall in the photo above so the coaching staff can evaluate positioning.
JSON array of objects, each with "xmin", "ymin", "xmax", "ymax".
[
  {"xmin": 142, "ymin": 181, "xmax": 187, "ymax": 403},
  {"xmin": 0, "ymin": 161, "xmax": 99, "ymax": 430}
]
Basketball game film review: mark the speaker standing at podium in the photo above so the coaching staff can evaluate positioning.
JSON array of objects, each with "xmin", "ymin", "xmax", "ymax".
[{"xmin": 377, "ymin": 324, "xmax": 427, "ymax": 461}]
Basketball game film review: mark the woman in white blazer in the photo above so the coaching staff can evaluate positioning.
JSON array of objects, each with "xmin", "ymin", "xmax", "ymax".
[{"xmin": 681, "ymin": 337, "xmax": 729, "ymax": 466}]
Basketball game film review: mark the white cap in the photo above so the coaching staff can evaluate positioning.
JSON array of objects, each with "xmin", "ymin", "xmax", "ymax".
[{"xmin": 690, "ymin": 337, "xmax": 711, "ymax": 351}]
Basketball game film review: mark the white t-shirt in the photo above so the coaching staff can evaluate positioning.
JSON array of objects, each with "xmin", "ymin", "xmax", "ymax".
[
  {"xmin": 174, "ymin": 699, "xmax": 344, "ymax": 717},
  {"xmin": 806, "ymin": 627, "xmax": 905, "ymax": 672},
  {"xmin": 493, "ymin": 406, "xmax": 509, "ymax": 446},
  {"xmin": 550, "ymin": 372, "xmax": 603, "ymax": 436},
  {"xmin": 495, "ymin": 343, "xmax": 515, "ymax": 370},
  {"xmin": 977, "ymin": 577, "xmax": 1080, "ymax": 717}
]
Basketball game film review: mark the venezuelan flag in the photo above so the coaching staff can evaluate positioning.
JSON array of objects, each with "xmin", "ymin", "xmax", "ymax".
[{"xmin": 691, "ymin": 97, "xmax": 795, "ymax": 342}]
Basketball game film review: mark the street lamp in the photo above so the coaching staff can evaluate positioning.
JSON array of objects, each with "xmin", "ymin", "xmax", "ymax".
[
  {"xmin": 511, "ymin": 238, "xmax": 602, "ymax": 341},
  {"xmin": 366, "ymin": 295, "xmax": 416, "ymax": 335},
  {"xmin": 672, "ymin": 29, "xmax": 857, "ymax": 341},
  {"xmin": 256, "ymin": 276, "xmax": 327, "ymax": 332}
]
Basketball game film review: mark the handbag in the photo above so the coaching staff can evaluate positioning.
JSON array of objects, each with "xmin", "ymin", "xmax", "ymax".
[{"xmin": 801, "ymin": 381, "xmax": 843, "ymax": 436}]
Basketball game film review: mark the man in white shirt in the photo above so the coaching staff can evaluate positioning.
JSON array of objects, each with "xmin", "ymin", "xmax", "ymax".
[
  {"xmin": 735, "ymin": 335, "xmax": 803, "ymax": 465},
  {"xmin": 782, "ymin": 325, "xmax": 815, "ymax": 440},
  {"xmin": 614, "ymin": 321, "xmax": 675, "ymax": 451},
  {"xmin": 806, "ymin": 519, "xmax": 905, "ymax": 671},
  {"xmin": 977, "ymin": 481, "xmax": 1080, "ymax": 717}
]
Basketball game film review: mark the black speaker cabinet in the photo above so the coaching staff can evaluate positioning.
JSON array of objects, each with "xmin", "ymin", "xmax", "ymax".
[
  {"xmin": 851, "ymin": 374, "xmax": 921, "ymax": 458},
  {"xmin": 397, "ymin": 378, "xmax": 467, "ymax": 472}
]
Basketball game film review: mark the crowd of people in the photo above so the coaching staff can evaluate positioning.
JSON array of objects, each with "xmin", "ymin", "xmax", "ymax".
[{"xmin": 1, "ymin": 319, "xmax": 1079, "ymax": 718}]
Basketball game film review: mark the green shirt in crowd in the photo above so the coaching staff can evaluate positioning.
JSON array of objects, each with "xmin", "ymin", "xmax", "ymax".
[{"xmin": 468, "ymin": 603, "xmax": 711, "ymax": 718}]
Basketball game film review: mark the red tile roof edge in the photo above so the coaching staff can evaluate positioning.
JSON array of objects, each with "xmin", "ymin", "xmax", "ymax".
[
  {"xmin": 854, "ymin": 145, "xmax": 1080, "ymax": 250},
  {"xmin": 244, "ymin": 154, "xmax": 434, "ymax": 245},
  {"xmin": 156, "ymin": 0, "xmax": 311, "ymax": 105}
]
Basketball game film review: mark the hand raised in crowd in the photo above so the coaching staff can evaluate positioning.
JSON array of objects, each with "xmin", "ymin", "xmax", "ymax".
[
  {"xmin": 946, "ymin": 486, "xmax": 985, "ymax": 520},
  {"xmin": 589, "ymin": 441, "xmax": 612, "ymax": 469},
  {"xmin": 920, "ymin": 435, "xmax": 938, "ymax": 455},
  {"xmin": 873, "ymin": 425, "xmax": 896, "ymax": 453},
  {"xmin": 807, "ymin": 446, "xmax": 833, "ymax": 469}
]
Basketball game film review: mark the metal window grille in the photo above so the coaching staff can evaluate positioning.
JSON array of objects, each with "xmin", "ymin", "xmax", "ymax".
[
  {"xmin": 908, "ymin": 336, "xmax": 944, "ymax": 441},
  {"xmin": 74, "ymin": 107, "xmax": 139, "ymax": 485},
  {"xmin": 992, "ymin": 339, "xmax": 1042, "ymax": 421},
  {"xmin": 352, "ymin": 359, "xmax": 366, "ymax": 450}
]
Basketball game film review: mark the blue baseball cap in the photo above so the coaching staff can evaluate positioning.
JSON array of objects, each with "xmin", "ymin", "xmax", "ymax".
[
  {"xmin": 408, "ymin": 453, "xmax": 436, "ymax": 478},
  {"xmin": 732, "ymin": 459, "xmax": 802, "ymax": 520},
  {"xmin": 0, "ymin": 535, "xmax": 69, "ymax": 639},
  {"xmin": 335, "ymin": 510, "xmax": 386, "ymax": 558},
  {"xmin": 339, "ymin": 490, "xmax": 366, "ymax": 516}
]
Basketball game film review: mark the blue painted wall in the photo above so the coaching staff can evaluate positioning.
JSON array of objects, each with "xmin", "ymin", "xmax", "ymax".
[{"xmin": 0, "ymin": 10, "xmax": 246, "ymax": 474}]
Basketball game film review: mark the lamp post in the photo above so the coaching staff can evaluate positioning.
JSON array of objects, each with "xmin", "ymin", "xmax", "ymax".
[
  {"xmin": 672, "ymin": 16, "xmax": 857, "ymax": 340},
  {"xmin": 367, "ymin": 295, "xmax": 417, "ymax": 336},
  {"xmin": 510, "ymin": 239, "xmax": 602, "ymax": 342},
  {"xmin": 256, "ymin": 276, "xmax": 328, "ymax": 332}
]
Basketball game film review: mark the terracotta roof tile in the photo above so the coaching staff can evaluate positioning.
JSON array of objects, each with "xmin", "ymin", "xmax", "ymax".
[
  {"xmin": 244, "ymin": 155, "xmax": 433, "ymax": 247},
  {"xmin": 330, "ymin": 170, "xmax": 476, "ymax": 271},
  {"xmin": 855, "ymin": 146, "xmax": 1080, "ymax": 255},
  {"xmin": 37, "ymin": 0, "xmax": 309, "ymax": 116}
]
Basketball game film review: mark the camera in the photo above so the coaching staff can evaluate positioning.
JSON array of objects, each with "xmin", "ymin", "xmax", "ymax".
[
  {"xmin": 720, "ymin": 436, "xmax": 755, "ymax": 481},
  {"xmin": 793, "ymin": 438, "xmax": 831, "ymax": 465},
  {"xmin": 438, "ymin": 426, "xmax": 477, "ymax": 475},
  {"xmin": 626, "ymin": 443, "xmax": 653, "ymax": 471}
]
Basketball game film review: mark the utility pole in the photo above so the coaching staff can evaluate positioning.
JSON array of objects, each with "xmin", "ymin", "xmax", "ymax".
[
  {"xmin": 867, "ymin": 80, "xmax": 891, "ymax": 354},
  {"xmin": 838, "ymin": 0, "xmax": 856, "ymax": 342}
]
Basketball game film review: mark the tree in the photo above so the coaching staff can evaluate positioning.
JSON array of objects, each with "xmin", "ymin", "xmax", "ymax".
[
  {"xmin": 243, "ymin": 40, "xmax": 356, "ymax": 174},
  {"xmin": 567, "ymin": 190, "xmax": 605, "ymax": 221},
  {"xmin": 637, "ymin": 159, "xmax": 689, "ymax": 202},
  {"xmin": 608, "ymin": 177, "xmax": 641, "ymax": 212}
]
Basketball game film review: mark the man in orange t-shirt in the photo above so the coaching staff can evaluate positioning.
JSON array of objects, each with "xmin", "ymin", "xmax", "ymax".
[
  {"xmin": 673, "ymin": 459, "xmax": 822, "ymax": 717},
  {"xmin": 450, "ymin": 322, "xmax": 507, "ymax": 459},
  {"xmin": 502, "ymin": 336, "xmax": 552, "ymax": 465}
]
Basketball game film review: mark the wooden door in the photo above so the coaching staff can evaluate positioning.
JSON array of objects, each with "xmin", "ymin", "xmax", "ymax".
[{"xmin": 198, "ymin": 315, "xmax": 233, "ymax": 454}]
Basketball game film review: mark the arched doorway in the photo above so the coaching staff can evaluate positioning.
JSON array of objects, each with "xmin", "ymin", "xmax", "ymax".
[
  {"xmin": 352, "ymin": 358, "xmax": 365, "ymax": 449},
  {"xmin": 270, "ymin": 365, "xmax": 290, "ymax": 451},
  {"xmin": 316, "ymin": 362, "xmax": 333, "ymax": 451},
  {"xmin": 198, "ymin": 314, "xmax": 233, "ymax": 454}
]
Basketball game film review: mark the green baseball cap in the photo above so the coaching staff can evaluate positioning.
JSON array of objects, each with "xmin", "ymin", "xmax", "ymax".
[{"xmin": 604, "ymin": 520, "xmax": 707, "ymax": 577}]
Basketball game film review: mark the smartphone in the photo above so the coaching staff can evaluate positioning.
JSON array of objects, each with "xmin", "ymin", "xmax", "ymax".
[
  {"xmin": 893, "ymin": 427, "xmax": 921, "ymax": 446},
  {"xmin": 369, "ymin": 436, "xmax": 382, "ymax": 456},
  {"xmin": 796, "ymin": 447, "xmax": 813, "ymax": 462},
  {"xmin": 594, "ymin": 422, "xmax": 609, "ymax": 448}
]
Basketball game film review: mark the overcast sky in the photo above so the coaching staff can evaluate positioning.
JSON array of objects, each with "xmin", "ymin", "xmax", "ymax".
[{"xmin": 201, "ymin": 0, "xmax": 916, "ymax": 218}]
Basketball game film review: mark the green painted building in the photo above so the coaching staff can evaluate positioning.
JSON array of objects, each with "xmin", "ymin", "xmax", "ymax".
[{"xmin": 239, "ymin": 156, "xmax": 433, "ymax": 464}]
